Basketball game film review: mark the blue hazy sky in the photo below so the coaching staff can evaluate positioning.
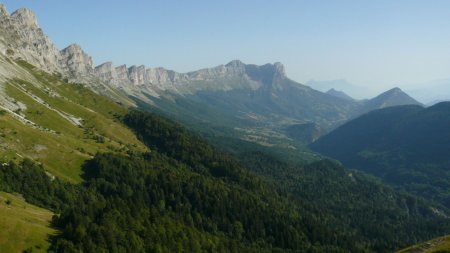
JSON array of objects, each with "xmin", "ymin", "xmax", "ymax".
[{"xmin": 2, "ymin": 0, "xmax": 450, "ymax": 92}]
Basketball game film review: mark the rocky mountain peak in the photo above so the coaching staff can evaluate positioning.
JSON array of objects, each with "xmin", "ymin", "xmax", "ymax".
[
  {"xmin": 387, "ymin": 87, "xmax": 402, "ymax": 93},
  {"xmin": 94, "ymin": 61, "xmax": 117, "ymax": 84},
  {"xmin": 226, "ymin": 59, "xmax": 245, "ymax": 68},
  {"xmin": 95, "ymin": 61, "xmax": 113, "ymax": 70},
  {"xmin": 225, "ymin": 60, "xmax": 246, "ymax": 73},
  {"xmin": 0, "ymin": 6, "xmax": 98, "ymax": 81},
  {"xmin": 61, "ymin": 43, "xmax": 85, "ymax": 56},
  {"xmin": 11, "ymin": 8, "xmax": 38, "ymax": 28},
  {"xmin": 0, "ymin": 4, "xmax": 8, "ymax": 16},
  {"xmin": 359, "ymin": 86, "xmax": 422, "ymax": 114},
  {"xmin": 378, "ymin": 87, "xmax": 407, "ymax": 98},
  {"xmin": 60, "ymin": 43, "xmax": 93, "ymax": 75},
  {"xmin": 128, "ymin": 65, "xmax": 147, "ymax": 85},
  {"xmin": 0, "ymin": 6, "xmax": 63, "ymax": 73},
  {"xmin": 326, "ymin": 88, "xmax": 354, "ymax": 101},
  {"xmin": 273, "ymin": 62, "xmax": 286, "ymax": 77},
  {"xmin": 224, "ymin": 60, "xmax": 286, "ymax": 79},
  {"xmin": 115, "ymin": 65, "xmax": 129, "ymax": 80}
]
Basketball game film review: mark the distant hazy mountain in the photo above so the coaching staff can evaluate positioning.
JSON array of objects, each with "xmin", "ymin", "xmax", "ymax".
[
  {"xmin": 144, "ymin": 60, "xmax": 359, "ymax": 126},
  {"xmin": 306, "ymin": 79, "xmax": 373, "ymax": 99},
  {"xmin": 132, "ymin": 60, "xmax": 366, "ymax": 151},
  {"xmin": 326, "ymin": 88, "xmax": 354, "ymax": 101},
  {"xmin": 139, "ymin": 66, "xmax": 423, "ymax": 149},
  {"xmin": 357, "ymin": 87, "xmax": 422, "ymax": 115},
  {"xmin": 310, "ymin": 102, "xmax": 450, "ymax": 206},
  {"xmin": 406, "ymin": 78, "xmax": 450, "ymax": 105}
]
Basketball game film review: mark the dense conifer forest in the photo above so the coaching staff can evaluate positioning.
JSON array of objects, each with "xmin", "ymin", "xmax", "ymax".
[{"xmin": 1, "ymin": 110, "xmax": 449, "ymax": 252}]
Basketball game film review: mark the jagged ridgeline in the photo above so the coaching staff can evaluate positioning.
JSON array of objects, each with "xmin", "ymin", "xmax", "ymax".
[
  {"xmin": 0, "ymin": 3, "xmax": 448, "ymax": 253},
  {"xmin": 0, "ymin": 3, "xmax": 422, "ymax": 153}
]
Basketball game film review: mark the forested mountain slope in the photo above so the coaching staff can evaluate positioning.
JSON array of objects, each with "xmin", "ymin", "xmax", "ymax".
[
  {"xmin": 1, "ymin": 109, "xmax": 449, "ymax": 252},
  {"xmin": 310, "ymin": 103, "xmax": 450, "ymax": 207}
]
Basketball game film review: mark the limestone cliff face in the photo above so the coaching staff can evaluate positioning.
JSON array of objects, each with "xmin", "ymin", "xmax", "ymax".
[
  {"xmin": 115, "ymin": 65, "xmax": 129, "ymax": 82},
  {"xmin": 0, "ymin": 5, "xmax": 288, "ymax": 100},
  {"xmin": 0, "ymin": 4, "xmax": 101, "ymax": 85},
  {"xmin": 91, "ymin": 58, "xmax": 285, "ymax": 94},
  {"xmin": 128, "ymin": 65, "xmax": 146, "ymax": 85},
  {"xmin": 94, "ymin": 62, "xmax": 117, "ymax": 84},
  {"xmin": 0, "ymin": 5, "xmax": 63, "ymax": 73},
  {"xmin": 10, "ymin": 8, "xmax": 38, "ymax": 27},
  {"xmin": 274, "ymin": 62, "xmax": 286, "ymax": 78},
  {"xmin": 60, "ymin": 44, "xmax": 93, "ymax": 75}
]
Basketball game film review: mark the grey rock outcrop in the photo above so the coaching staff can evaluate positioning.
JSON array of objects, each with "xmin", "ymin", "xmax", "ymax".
[
  {"xmin": 10, "ymin": 8, "xmax": 38, "ymax": 28},
  {"xmin": 128, "ymin": 65, "xmax": 146, "ymax": 85},
  {"xmin": 224, "ymin": 59, "xmax": 246, "ymax": 74},
  {"xmin": 0, "ymin": 5, "xmax": 105, "ymax": 86},
  {"xmin": 0, "ymin": 5, "xmax": 289, "ymax": 102},
  {"xmin": 144, "ymin": 67, "xmax": 179, "ymax": 87},
  {"xmin": 60, "ymin": 44, "xmax": 93, "ymax": 75},
  {"xmin": 0, "ymin": 5, "xmax": 63, "ymax": 73},
  {"xmin": 274, "ymin": 62, "xmax": 285, "ymax": 77},
  {"xmin": 89, "ymin": 59, "xmax": 287, "ymax": 97},
  {"xmin": 115, "ymin": 65, "xmax": 129, "ymax": 81},
  {"xmin": 0, "ymin": 4, "xmax": 7, "ymax": 16},
  {"xmin": 94, "ymin": 62, "xmax": 118, "ymax": 84}
]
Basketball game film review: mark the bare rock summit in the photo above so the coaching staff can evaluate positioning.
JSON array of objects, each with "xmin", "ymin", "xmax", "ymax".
[{"xmin": 60, "ymin": 44, "xmax": 93, "ymax": 75}]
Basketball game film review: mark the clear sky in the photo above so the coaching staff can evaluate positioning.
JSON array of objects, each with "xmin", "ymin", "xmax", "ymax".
[{"xmin": 2, "ymin": 0, "xmax": 450, "ymax": 93}]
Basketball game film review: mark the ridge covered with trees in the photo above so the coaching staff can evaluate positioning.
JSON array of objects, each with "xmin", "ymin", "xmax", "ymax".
[
  {"xmin": 309, "ymin": 103, "xmax": 450, "ymax": 207},
  {"xmin": 1, "ymin": 110, "xmax": 449, "ymax": 252}
]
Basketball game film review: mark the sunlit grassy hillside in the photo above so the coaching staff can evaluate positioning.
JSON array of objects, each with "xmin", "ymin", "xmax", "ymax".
[
  {"xmin": 397, "ymin": 235, "xmax": 450, "ymax": 253},
  {"xmin": 0, "ymin": 59, "xmax": 146, "ymax": 182},
  {"xmin": 0, "ymin": 191, "xmax": 56, "ymax": 253}
]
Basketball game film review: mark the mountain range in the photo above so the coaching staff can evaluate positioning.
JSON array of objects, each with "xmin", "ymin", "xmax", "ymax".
[
  {"xmin": 306, "ymin": 79, "xmax": 375, "ymax": 99},
  {"xmin": 326, "ymin": 88, "xmax": 355, "ymax": 101},
  {"xmin": 406, "ymin": 78, "xmax": 450, "ymax": 105},
  {"xmin": 0, "ymin": 4, "xmax": 447, "ymax": 253},
  {"xmin": 0, "ymin": 4, "xmax": 423, "ymax": 150}
]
